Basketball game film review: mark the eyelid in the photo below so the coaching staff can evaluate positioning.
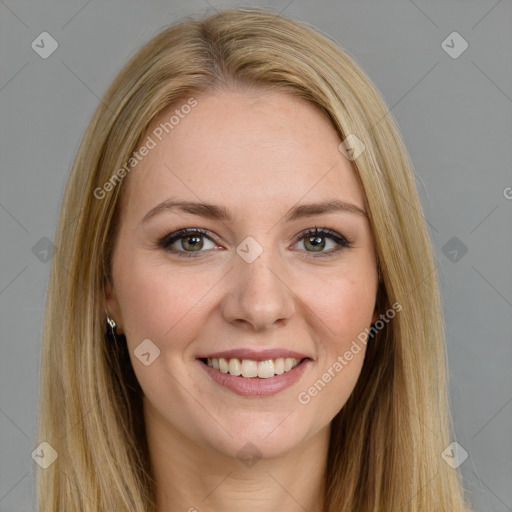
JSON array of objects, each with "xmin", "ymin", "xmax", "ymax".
[
  {"xmin": 158, "ymin": 226, "xmax": 353, "ymax": 257},
  {"xmin": 157, "ymin": 228, "xmax": 213, "ymax": 249},
  {"xmin": 157, "ymin": 228, "xmax": 221, "ymax": 259},
  {"xmin": 292, "ymin": 227, "xmax": 352, "ymax": 246},
  {"xmin": 290, "ymin": 227, "xmax": 353, "ymax": 258}
]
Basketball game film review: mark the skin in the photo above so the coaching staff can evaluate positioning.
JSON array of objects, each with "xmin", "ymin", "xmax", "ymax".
[{"xmin": 106, "ymin": 88, "xmax": 379, "ymax": 512}]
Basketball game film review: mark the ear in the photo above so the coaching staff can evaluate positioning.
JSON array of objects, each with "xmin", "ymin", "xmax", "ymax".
[{"xmin": 105, "ymin": 279, "xmax": 124, "ymax": 334}]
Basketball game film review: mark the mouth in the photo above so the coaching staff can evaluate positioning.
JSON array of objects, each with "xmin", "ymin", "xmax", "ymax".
[
  {"xmin": 196, "ymin": 354, "xmax": 312, "ymax": 397},
  {"xmin": 199, "ymin": 356, "xmax": 307, "ymax": 378}
]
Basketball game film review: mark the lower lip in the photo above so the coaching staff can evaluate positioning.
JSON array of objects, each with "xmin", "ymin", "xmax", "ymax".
[{"xmin": 197, "ymin": 358, "xmax": 311, "ymax": 397}]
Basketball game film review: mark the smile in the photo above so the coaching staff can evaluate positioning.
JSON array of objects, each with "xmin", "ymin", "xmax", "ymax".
[
  {"xmin": 197, "ymin": 357, "xmax": 311, "ymax": 397},
  {"xmin": 203, "ymin": 357, "xmax": 302, "ymax": 378}
]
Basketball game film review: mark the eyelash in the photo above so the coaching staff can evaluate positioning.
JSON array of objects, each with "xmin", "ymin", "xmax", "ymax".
[{"xmin": 157, "ymin": 227, "xmax": 354, "ymax": 258}]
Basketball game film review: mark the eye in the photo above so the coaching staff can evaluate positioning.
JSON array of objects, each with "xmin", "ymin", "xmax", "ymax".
[
  {"xmin": 158, "ymin": 226, "xmax": 353, "ymax": 258},
  {"xmin": 158, "ymin": 228, "xmax": 218, "ymax": 257},
  {"xmin": 292, "ymin": 227, "xmax": 353, "ymax": 256}
]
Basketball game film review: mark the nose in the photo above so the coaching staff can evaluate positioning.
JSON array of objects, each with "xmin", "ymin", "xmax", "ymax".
[{"xmin": 220, "ymin": 249, "xmax": 295, "ymax": 332}]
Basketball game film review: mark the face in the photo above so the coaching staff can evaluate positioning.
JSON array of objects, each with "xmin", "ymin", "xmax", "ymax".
[{"xmin": 106, "ymin": 88, "xmax": 379, "ymax": 460}]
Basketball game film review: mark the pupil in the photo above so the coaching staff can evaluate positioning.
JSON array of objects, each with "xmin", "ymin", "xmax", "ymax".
[
  {"xmin": 183, "ymin": 235, "xmax": 203, "ymax": 251},
  {"xmin": 306, "ymin": 236, "xmax": 324, "ymax": 251}
]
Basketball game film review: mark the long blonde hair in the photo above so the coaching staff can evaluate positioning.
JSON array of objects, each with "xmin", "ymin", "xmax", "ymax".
[{"xmin": 37, "ymin": 7, "xmax": 469, "ymax": 511}]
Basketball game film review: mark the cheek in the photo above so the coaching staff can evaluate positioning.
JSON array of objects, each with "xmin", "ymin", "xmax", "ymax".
[
  {"xmin": 114, "ymin": 251, "xmax": 210, "ymax": 352},
  {"xmin": 311, "ymin": 271, "xmax": 376, "ymax": 345},
  {"xmin": 302, "ymin": 272, "xmax": 375, "ymax": 405}
]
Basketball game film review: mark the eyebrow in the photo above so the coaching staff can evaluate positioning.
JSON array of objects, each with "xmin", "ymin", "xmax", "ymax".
[{"xmin": 141, "ymin": 198, "xmax": 367, "ymax": 225}]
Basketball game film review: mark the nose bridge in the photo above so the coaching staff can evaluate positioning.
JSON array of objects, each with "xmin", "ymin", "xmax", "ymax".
[{"xmin": 221, "ymin": 238, "xmax": 295, "ymax": 330}]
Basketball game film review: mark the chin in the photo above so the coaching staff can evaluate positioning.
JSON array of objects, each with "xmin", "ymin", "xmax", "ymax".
[{"xmin": 194, "ymin": 408, "xmax": 320, "ymax": 462}]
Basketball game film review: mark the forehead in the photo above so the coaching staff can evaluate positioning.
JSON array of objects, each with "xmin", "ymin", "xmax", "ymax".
[{"xmin": 122, "ymin": 88, "xmax": 365, "ymax": 223}]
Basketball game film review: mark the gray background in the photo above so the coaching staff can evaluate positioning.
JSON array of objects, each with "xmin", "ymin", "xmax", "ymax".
[{"xmin": 1, "ymin": 0, "xmax": 511, "ymax": 510}]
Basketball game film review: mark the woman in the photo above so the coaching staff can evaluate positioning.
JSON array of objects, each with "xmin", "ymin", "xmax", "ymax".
[{"xmin": 36, "ymin": 7, "xmax": 470, "ymax": 511}]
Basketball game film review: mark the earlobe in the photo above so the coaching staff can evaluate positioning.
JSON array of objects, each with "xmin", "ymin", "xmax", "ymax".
[
  {"xmin": 104, "ymin": 280, "xmax": 123, "ymax": 334},
  {"xmin": 104, "ymin": 279, "xmax": 115, "ymax": 312}
]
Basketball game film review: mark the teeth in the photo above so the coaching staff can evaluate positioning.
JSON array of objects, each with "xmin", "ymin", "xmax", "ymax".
[
  {"xmin": 274, "ymin": 358, "xmax": 285, "ymax": 375},
  {"xmin": 205, "ymin": 357, "xmax": 302, "ymax": 378},
  {"xmin": 257, "ymin": 360, "xmax": 275, "ymax": 379},
  {"xmin": 241, "ymin": 359, "xmax": 258, "ymax": 378},
  {"xmin": 219, "ymin": 358, "xmax": 229, "ymax": 373},
  {"xmin": 228, "ymin": 358, "xmax": 241, "ymax": 376}
]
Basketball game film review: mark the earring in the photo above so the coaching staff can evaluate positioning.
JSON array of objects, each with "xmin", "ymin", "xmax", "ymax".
[{"xmin": 105, "ymin": 315, "xmax": 118, "ymax": 342}]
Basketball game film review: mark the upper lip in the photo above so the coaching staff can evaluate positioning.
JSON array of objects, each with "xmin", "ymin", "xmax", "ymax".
[{"xmin": 197, "ymin": 348, "xmax": 312, "ymax": 362}]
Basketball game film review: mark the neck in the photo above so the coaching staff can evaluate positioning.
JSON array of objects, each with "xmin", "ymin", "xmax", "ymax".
[{"xmin": 144, "ymin": 398, "xmax": 330, "ymax": 512}]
